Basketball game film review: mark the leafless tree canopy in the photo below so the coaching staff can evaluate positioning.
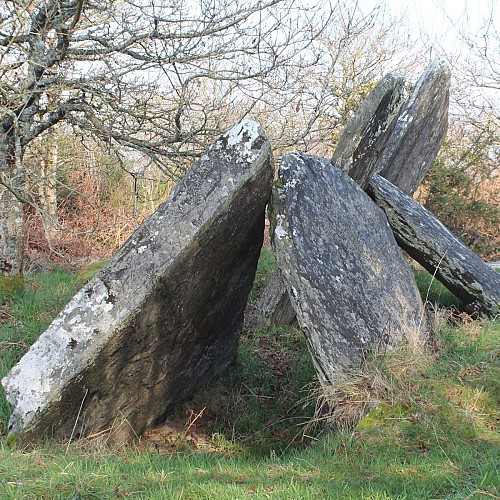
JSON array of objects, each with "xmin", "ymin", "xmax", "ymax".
[
  {"xmin": 1, "ymin": 0, "xmax": 497, "ymax": 275},
  {"xmin": 0, "ymin": 0, "xmax": 337, "ymax": 176}
]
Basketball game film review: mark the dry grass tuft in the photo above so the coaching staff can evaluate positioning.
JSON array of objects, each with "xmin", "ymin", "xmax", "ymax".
[{"xmin": 307, "ymin": 322, "xmax": 436, "ymax": 431}]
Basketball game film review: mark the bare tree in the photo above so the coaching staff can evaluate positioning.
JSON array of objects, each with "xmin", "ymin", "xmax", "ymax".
[
  {"xmin": 415, "ymin": 1, "xmax": 500, "ymax": 258},
  {"xmin": 0, "ymin": 0, "xmax": 333, "ymax": 276},
  {"xmin": 247, "ymin": 1, "xmax": 416, "ymax": 160}
]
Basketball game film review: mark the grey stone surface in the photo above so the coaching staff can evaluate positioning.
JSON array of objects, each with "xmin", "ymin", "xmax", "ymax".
[
  {"xmin": 332, "ymin": 73, "xmax": 406, "ymax": 189},
  {"xmin": 368, "ymin": 175, "xmax": 500, "ymax": 317},
  {"xmin": 270, "ymin": 154, "xmax": 425, "ymax": 385},
  {"xmin": 258, "ymin": 74, "xmax": 406, "ymax": 328},
  {"xmin": 377, "ymin": 60, "xmax": 451, "ymax": 195},
  {"xmin": 255, "ymin": 269, "xmax": 297, "ymax": 327},
  {"xmin": 2, "ymin": 119, "xmax": 273, "ymax": 443}
]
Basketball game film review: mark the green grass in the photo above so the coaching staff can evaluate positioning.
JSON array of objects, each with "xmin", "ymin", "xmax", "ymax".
[
  {"xmin": 413, "ymin": 265, "xmax": 463, "ymax": 309},
  {"xmin": 0, "ymin": 250, "xmax": 498, "ymax": 498},
  {"xmin": 0, "ymin": 268, "xmax": 81, "ymax": 433},
  {"xmin": 247, "ymin": 247, "xmax": 277, "ymax": 305},
  {"xmin": 0, "ymin": 315, "xmax": 498, "ymax": 498},
  {"xmin": 0, "ymin": 276, "xmax": 25, "ymax": 299}
]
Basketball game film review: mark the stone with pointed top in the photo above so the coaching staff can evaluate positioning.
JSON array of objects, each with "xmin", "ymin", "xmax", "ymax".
[
  {"xmin": 377, "ymin": 60, "xmax": 451, "ymax": 195},
  {"xmin": 333, "ymin": 72, "xmax": 406, "ymax": 189},
  {"xmin": 270, "ymin": 154, "xmax": 425, "ymax": 385},
  {"xmin": 2, "ymin": 120, "xmax": 273, "ymax": 444}
]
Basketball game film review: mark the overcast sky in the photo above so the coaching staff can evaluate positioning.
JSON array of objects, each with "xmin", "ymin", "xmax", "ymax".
[{"xmin": 363, "ymin": 0, "xmax": 497, "ymax": 50}]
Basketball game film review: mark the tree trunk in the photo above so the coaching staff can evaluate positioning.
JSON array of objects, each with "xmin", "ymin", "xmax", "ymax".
[
  {"xmin": 40, "ymin": 128, "xmax": 59, "ymax": 239},
  {"xmin": 0, "ymin": 134, "xmax": 25, "ymax": 276}
]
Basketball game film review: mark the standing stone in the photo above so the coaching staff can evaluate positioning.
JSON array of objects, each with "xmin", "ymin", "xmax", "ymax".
[
  {"xmin": 271, "ymin": 153, "xmax": 425, "ymax": 385},
  {"xmin": 256, "ymin": 74, "xmax": 406, "ymax": 327},
  {"xmin": 2, "ymin": 119, "xmax": 273, "ymax": 443},
  {"xmin": 333, "ymin": 73, "xmax": 406, "ymax": 189},
  {"xmin": 368, "ymin": 175, "xmax": 500, "ymax": 317},
  {"xmin": 377, "ymin": 60, "xmax": 451, "ymax": 195}
]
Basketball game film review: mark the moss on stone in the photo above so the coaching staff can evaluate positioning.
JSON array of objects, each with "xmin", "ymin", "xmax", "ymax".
[
  {"xmin": 76, "ymin": 260, "xmax": 108, "ymax": 284},
  {"xmin": 356, "ymin": 403, "xmax": 409, "ymax": 432},
  {"xmin": 4, "ymin": 432, "xmax": 19, "ymax": 449}
]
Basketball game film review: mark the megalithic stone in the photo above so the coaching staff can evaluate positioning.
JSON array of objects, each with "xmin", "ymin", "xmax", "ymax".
[
  {"xmin": 377, "ymin": 60, "xmax": 451, "ymax": 195},
  {"xmin": 367, "ymin": 175, "xmax": 500, "ymax": 317},
  {"xmin": 332, "ymin": 72, "xmax": 406, "ymax": 189},
  {"xmin": 2, "ymin": 119, "xmax": 273, "ymax": 444},
  {"xmin": 270, "ymin": 154, "xmax": 425, "ymax": 385},
  {"xmin": 256, "ymin": 73, "xmax": 406, "ymax": 328},
  {"xmin": 257, "ymin": 62, "xmax": 450, "ymax": 330}
]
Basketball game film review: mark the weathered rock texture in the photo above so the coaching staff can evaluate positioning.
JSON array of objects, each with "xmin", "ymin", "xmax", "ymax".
[
  {"xmin": 377, "ymin": 60, "xmax": 451, "ymax": 195},
  {"xmin": 256, "ymin": 73, "xmax": 406, "ymax": 328},
  {"xmin": 271, "ymin": 154, "xmax": 425, "ymax": 385},
  {"xmin": 332, "ymin": 72, "xmax": 406, "ymax": 189},
  {"xmin": 2, "ymin": 119, "xmax": 273, "ymax": 443},
  {"xmin": 254, "ymin": 269, "xmax": 297, "ymax": 327},
  {"xmin": 368, "ymin": 175, "xmax": 500, "ymax": 317}
]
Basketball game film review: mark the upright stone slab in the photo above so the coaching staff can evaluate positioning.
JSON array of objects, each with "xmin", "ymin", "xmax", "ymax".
[
  {"xmin": 332, "ymin": 72, "xmax": 405, "ymax": 189},
  {"xmin": 377, "ymin": 60, "xmax": 451, "ymax": 195},
  {"xmin": 271, "ymin": 153, "xmax": 425, "ymax": 385},
  {"xmin": 2, "ymin": 120, "xmax": 273, "ymax": 443},
  {"xmin": 256, "ymin": 74, "xmax": 406, "ymax": 327},
  {"xmin": 368, "ymin": 175, "xmax": 500, "ymax": 317}
]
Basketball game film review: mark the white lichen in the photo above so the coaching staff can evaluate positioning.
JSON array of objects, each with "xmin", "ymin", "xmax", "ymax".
[
  {"xmin": 225, "ymin": 119, "xmax": 260, "ymax": 147},
  {"xmin": 284, "ymin": 178, "xmax": 298, "ymax": 189},
  {"xmin": 274, "ymin": 226, "xmax": 288, "ymax": 240},
  {"xmin": 103, "ymin": 302, "xmax": 114, "ymax": 312}
]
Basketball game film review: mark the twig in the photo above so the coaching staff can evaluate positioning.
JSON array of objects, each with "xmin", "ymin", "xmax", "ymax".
[
  {"xmin": 464, "ymin": 490, "xmax": 499, "ymax": 500},
  {"xmin": 85, "ymin": 427, "xmax": 113, "ymax": 440},
  {"xmin": 420, "ymin": 247, "xmax": 450, "ymax": 331},
  {"xmin": 0, "ymin": 340, "xmax": 28, "ymax": 349},
  {"xmin": 65, "ymin": 388, "xmax": 88, "ymax": 454},
  {"xmin": 184, "ymin": 407, "xmax": 206, "ymax": 436}
]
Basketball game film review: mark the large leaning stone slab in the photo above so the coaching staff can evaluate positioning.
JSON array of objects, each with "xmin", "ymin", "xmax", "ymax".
[
  {"xmin": 376, "ymin": 60, "xmax": 451, "ymax": 195},
  {"xmin": 257, "ymin": 75, "xmax": 406, "ymax": 328},
  {"xmin": 332, "ymin": 72, "xmax": 406, "ymax": 189},
  {"xmin": 367, "ymin": 175, "xmax": 500, "ymax": 317},
  {"xmin": 2, "ymin": 119, "xmax": 273, "ymax": 443},
  {"xmin": 270, "ymin": 154, "xmax": 425, "ymax": 385}
]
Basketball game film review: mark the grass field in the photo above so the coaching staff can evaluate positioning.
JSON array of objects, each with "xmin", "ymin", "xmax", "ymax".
[{"xmin": 0, "ymin": 250, "xmax": 499, "ymax": 498}]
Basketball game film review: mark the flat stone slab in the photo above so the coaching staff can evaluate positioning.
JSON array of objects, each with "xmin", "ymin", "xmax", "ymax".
[
  {"xmin": 257, "ymin": 74, "xmax": 406, "ymax": 328},
  {"xmin": 377, "ymin": 60, "xmax": 451, "ymax": 195},
  {"xmin": 333, "ymin": 72, "xmax": 405, "ymax": 189},
  {"xmin": 270, "ymin": 154, "xmax": 425, "ymax": 385},
  {"xmin": 368, "ymin": 175, "xmax": 500, "ymax": 317},
  {"xmin": 2, "ymin": 119, "xmax": 273, "ymax": 443}
]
